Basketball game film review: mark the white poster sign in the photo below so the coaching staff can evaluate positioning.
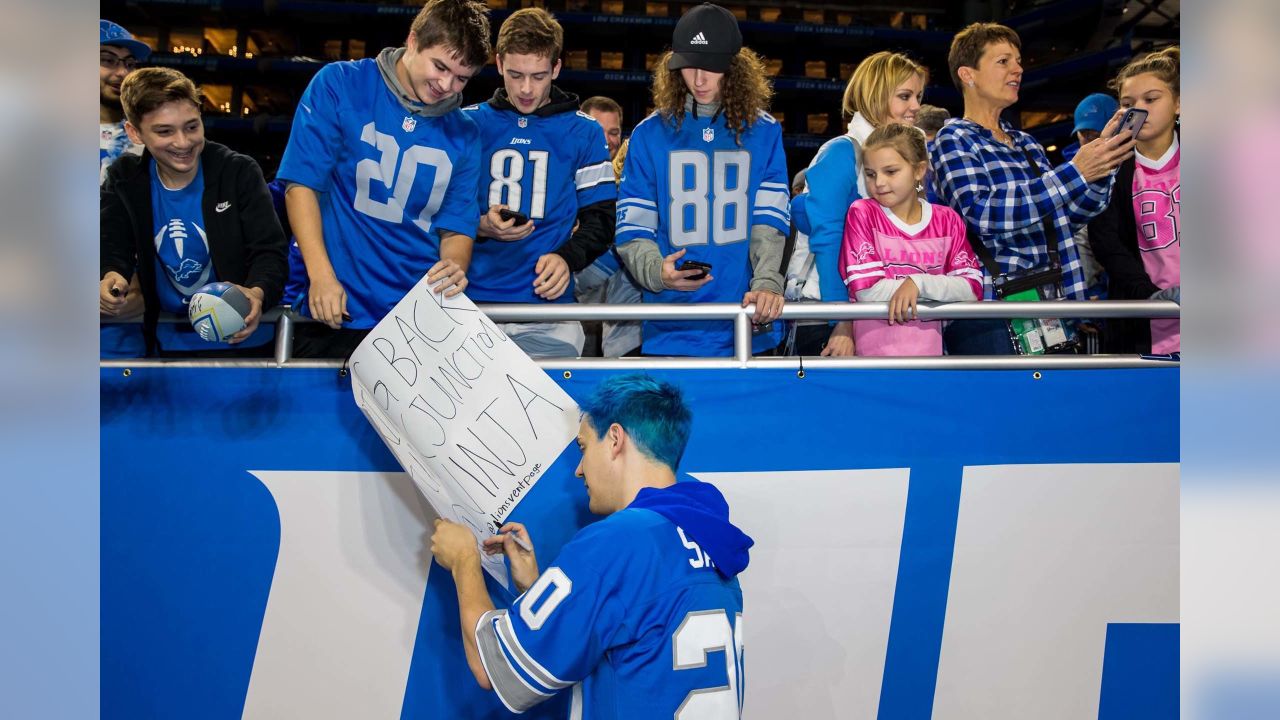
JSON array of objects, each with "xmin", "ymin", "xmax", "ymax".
[{"xmin": 348, "ymin": 277, "xmax": 579, "ymax": 586}]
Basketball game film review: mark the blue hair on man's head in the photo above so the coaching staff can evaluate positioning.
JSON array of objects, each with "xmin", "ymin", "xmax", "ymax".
[{"xmin": 579, "ymin": 373, "xmax": 692, "ymax": 473}]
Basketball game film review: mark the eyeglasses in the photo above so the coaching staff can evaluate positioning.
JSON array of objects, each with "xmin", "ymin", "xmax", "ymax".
[{"xmin": 101, "ymin": 54, "xmax": 139, "ymax": 72}]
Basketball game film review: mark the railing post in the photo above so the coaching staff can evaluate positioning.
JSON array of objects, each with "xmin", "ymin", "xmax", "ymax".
[
  {"xmin": 734, "ymin": 307, "xmax": 752, "ymax": 363},
  {"xmin": 274, "ymin": 311, "xmax": 294, "ymax": 367}
]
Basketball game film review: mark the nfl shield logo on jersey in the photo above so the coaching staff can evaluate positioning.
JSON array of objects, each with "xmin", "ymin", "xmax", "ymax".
[
  {"xmin": 703, "ymin": 127, "xmax": 714, "ymax": 142},
  {"xmin": 402, "ymin": 116, "xmax": 417, "ymax": 133},
  {"xmin": 518, "ymin": 117, "xmax": 528, "ymax": 128}
]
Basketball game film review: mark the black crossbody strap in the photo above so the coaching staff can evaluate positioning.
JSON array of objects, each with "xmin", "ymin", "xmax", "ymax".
[
  {"xmin": 1020, "ymin": 147, "xmax": 1062, "ymax": 269},
  {"xmin": 961, "ymin": 141, "xmax": 1065, "ymax": 289},
  {"xmin": 967, "ymin": 227, "xmax": 1003, "ymax": 279}
]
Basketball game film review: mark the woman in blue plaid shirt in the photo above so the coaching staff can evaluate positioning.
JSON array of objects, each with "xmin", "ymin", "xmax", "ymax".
[{"xmin": 931, "ymin": 23, "xmax": 1136, "ymax": 354}]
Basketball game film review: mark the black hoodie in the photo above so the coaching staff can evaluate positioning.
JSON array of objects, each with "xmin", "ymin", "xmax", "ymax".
[{"xmin": 484, "ymin": 86, "xmax": 616, "ymax": 272}]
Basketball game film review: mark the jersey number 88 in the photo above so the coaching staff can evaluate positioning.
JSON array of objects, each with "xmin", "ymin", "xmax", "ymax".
[{"xmin": 668, "ymin": 150, "xmax": 751, "ymax": 248}]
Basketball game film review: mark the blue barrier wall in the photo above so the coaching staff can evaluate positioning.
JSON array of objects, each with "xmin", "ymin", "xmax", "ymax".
[{"xmin": 102, "ymin": 365, "xmax": 1179, "ymax": 719}]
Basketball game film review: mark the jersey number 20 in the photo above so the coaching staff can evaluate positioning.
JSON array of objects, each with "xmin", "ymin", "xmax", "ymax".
[
  {"xmin": 521, "ymin": 569, "xmax": 745, "ymax": 718},
  {"xmin": 353, "ymin": 122, "xmax": 452, "ymax": 233},
  {"xmin": 669, "ymin": 150, "xmax": 751, "ymax": 248},
  {"xmin": 674, "ymin": 610, "xmax": 745, "ymax": 719}
]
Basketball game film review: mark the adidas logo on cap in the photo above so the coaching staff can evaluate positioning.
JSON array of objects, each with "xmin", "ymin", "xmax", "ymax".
[{"xmin": 690, "ymin": 31, "xmax": 709, "ymax": 45}]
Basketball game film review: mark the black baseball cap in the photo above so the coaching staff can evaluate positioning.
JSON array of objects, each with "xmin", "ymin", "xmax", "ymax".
[{"xmin": 667, "ymin": 3, "xmax": 742, "ymax": 74}]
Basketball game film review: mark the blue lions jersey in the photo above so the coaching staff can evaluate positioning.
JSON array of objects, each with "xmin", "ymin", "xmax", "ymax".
[
  {"xmin": 616, "ymin": 110, "xmax": 790, "ymax": 356},
  {"xmin": 476, "ymin": 508, "xmax": 744, "ymax": 719},
  {"xmin": 464, "ymin": 102, "xmax": 615, "ymax": 303},
  {"xmin": 275, "ymin": 59, "xmax": 481, "ymax": 328}
]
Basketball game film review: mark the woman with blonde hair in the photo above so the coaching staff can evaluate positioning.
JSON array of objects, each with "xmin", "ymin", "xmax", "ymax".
[
  {"xmin": 614, "ymin": 3, "xmax": 791, "ymax": 357},
  {"xmin": 789, "ymin": 50, "xmax": 928, "ymax": 356}
]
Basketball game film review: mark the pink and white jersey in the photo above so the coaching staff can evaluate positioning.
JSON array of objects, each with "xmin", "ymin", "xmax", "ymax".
[
  {"xmin": 1133, "ymin": 138, "xmax": 1181, "ymax": 353},
  {"xmin": 840, "ymin": 199, "xmax": 983, "ymax": 356}
]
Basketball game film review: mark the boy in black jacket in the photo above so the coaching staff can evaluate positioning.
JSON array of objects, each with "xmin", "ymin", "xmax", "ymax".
[{"xmin": 100, "ymin": 67, "xmax": 287, "ymax": 355}]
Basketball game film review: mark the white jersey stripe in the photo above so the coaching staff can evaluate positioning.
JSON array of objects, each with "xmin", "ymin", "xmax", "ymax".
[
  {"xmin": 753, "ymin": 188, "xmax": 790, "ymax": 212},
  {"xmin": 498, "ymin": 611, "xmax": 575, "ymax": 690},
  {"xmin": 575, "ymin": 161, "xmax": 614, "ymax": 190},
  {"xmin": 617, "ymin": 205, "xmax": 658, "ymax": 229},
  {"xmin": 474, "ymin": 610, "xmax": 552, "ymax": 713},
  {"xmin": 617, "ymin": 197, "xmax": 657, "ymax": 209},
  {"xmin": 844, "ymin": 270, "xmax": 885, "ymax": 283},
  {"xmin": 754, "ymin": 206, "xmax": 789, "ymax": 224}
]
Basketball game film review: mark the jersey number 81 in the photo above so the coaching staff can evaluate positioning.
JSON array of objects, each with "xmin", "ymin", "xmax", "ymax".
[{"xmin": 489, "ymin": 149, "xmax": 550, "ymax": 220}]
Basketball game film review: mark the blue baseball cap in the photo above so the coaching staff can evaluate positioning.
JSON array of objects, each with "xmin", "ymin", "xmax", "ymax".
[
  {"xmin": 1072, "ymin": 93, "xmax": 1118, "ymax": 135},
  {"xmin": 100, "ymin": 19, "xmax": 152, "ymax": 62}
]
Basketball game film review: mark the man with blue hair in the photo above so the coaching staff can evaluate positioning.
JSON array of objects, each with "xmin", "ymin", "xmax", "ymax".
[{"xmin": 431, "ymin": 373, "xmax": 753, "ymax": 718}]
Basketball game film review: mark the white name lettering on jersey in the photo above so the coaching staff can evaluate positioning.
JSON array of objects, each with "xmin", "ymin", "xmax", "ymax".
[{"xmin": 677, "ymin": 526, "xmax": 715, "ymax": 569}]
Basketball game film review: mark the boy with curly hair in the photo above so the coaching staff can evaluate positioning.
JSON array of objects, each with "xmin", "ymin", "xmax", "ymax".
[{"xmin": 615, "ymin": 3, "xmax": 790, "ymax": 357}]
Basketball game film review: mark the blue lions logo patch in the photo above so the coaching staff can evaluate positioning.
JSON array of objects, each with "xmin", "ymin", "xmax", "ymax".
[{"xmin": 172, "ymin": 258, "xmax": 204, "ymax": 282}]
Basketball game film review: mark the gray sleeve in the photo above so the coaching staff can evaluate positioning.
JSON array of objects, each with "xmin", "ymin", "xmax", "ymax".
[
  {"xmin": 474, "ymin": 608, "xmax": 554, "ymax": 714},
  {"xmin": 615, "ymin": 239, "xmax": 667, "ymax": 293},
  {"xmin": 748, "ymin": 224, "xmax": 785, "ymax": 294}
]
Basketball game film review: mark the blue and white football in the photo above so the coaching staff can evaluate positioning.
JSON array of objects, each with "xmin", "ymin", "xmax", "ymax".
[{"xmin": 188, "ymin": 282, "xmax": 251, "ymax": 342}]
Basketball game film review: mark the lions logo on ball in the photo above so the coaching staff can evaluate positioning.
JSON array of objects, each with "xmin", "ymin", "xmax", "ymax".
[{"xmin": 189, "ymin": 282, "xmax": 251, "ymax": 343}]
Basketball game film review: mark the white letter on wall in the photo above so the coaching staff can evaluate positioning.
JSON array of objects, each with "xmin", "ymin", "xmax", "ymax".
[
  {"xmin": 242, "ymin": 471, "xmax": 434, "ymax": 720},
  {"xmin": 933, "ymin": 463, "xmax": 1178, "ymax": 720}
]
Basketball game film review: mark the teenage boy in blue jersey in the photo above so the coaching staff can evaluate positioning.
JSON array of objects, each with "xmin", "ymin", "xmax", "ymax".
[
  {"xmin": 431, "ymin": 373, "xmax": 753, "ymax": 718},
  {"xmin": 276, "ymin": 0, "xmax": 491, "ymax": 357},
  {"xmin": 463, "ymin": 8, "xmax": 616, "ymax": 358},
  {"xmin": 615, "ymin": 3, "xmax": 790, "ymax": 357}
]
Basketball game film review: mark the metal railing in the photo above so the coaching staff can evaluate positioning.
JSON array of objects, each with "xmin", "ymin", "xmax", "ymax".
[{"xmin": 100, "ymin": 300, "xmax": 1179, "ymax": 371}]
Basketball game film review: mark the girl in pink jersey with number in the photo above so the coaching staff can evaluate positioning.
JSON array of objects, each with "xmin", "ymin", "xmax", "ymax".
[
  {"xmin": 839, "ymin": 124, "xmax": 983, "ymax": 356},
  {"xmin": 1089, "ymin": 47, "xmax": 1181, "ymax": 354}
]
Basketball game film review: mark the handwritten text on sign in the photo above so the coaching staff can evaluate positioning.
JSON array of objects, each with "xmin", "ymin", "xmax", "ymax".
[{"xmin": 349, "ymin": 278, "xmax": 579, "ymax": 584}]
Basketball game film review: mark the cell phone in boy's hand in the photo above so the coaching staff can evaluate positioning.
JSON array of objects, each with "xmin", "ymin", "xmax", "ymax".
[
  {"xmin": 498, "ymin": 208, "xmax": 531, "ymax": 226},
  {"xmin": 678, "ymin": 259, "xmax": 712, "ymax": 281},
  {"xmin": 1112, "ymin": 108, "xmax": 1148, "ymax": 139}
]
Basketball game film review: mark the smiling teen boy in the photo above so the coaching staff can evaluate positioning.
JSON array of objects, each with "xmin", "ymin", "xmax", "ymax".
[
  {"xmin": 99, "ymin": 67, "xmax": 287, "ymax": 356},
  {"xmin": 276, "ymin": 0, "xmax": 492, "ymax": 358}
]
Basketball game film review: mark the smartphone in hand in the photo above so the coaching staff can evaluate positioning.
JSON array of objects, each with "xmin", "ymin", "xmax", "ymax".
[
  {"xmin": 678, "ymin": 259, "xmax": 712, "ymax": 281},
  {"xmin": 498, "ymin": 208, "xmax": 531, "ymax": 226},
  {"xmin": 1112, "ymin": 108, "xmax": 1148, "ymax": 139}
]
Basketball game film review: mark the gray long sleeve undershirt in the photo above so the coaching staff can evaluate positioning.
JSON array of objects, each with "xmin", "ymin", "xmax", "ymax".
[{"xmin": 616, "ymin": 223, "xmax": 786, "ymax": 295}]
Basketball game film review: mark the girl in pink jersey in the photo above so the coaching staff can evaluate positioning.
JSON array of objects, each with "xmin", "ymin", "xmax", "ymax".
[
  {"xmin": 839, "ymin": 124, "xmax": 983, "ymax": 356},
  {"xmin": 1088, "ymin": 47, "xmax": 1181, "ymax": 354}
]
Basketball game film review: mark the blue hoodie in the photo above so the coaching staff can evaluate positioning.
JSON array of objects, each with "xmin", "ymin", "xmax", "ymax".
[{"xmin": 627, "ymin": 480, "xmax": 754, "ymax": 578}]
